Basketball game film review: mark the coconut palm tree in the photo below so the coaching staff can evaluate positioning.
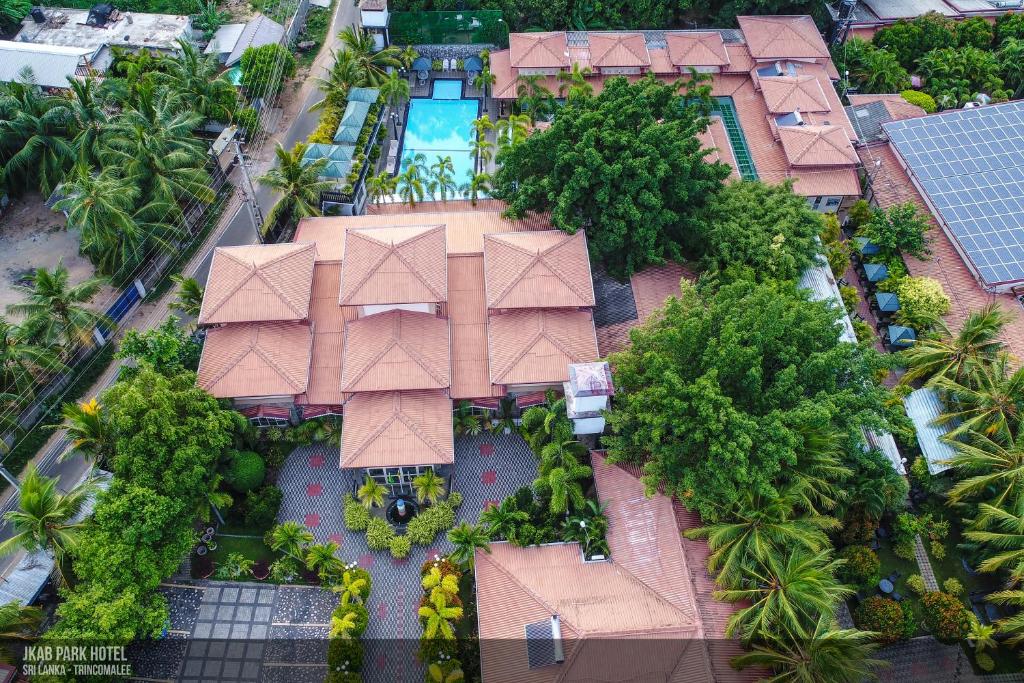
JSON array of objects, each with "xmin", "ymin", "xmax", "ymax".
[
  {"xmin": 366, "ymin": 171, "xmax": 397, "ymax": 205},
  {"xmin": 460, "ymin": 171, "xmax": 491, "ymax": 206},
  {"xmin": 257, "ymin": 143, "xmax": 334, "ymax": 232},
  {"xmin": 268, "ymin": 520, "xmax": 315, "ymax": 561},
  {"xmin": 195, "ymin": 473, "xmax": 233, "ymax": 524},
  {"xmin": 55, "ymin": 398, "xmax": 110, "ymax": 466},
  {"xmin": 169, "ymin": 275, "xmax": 204, "ymax": 320},
  {"xmin": 986, "ymin": 588, "xmax": 1024, "ymax": 645},
  {"xmin": 66, "ymin": 78, "xmax": 109, "ymax": 167},
  {"xmin": 418, "ymin": 589, "xmax": 464, "ymax": 639},
  {"xmin": 357, "ymin": 476, "xmax": 387, "ymax": 509},
  {"xmin": 0, "ymin": 317, "xmax": 64, "ymax": 398},
  {"xmin": 788, "ymin": 425, "xmax": 852, "ymax": 514},
  {"xmin": 946, "ymin": 432, "xmax": 1024, "ymax": 511},
  {"xmin": 7, "ymin": 260, "xmax": 109, "ymax": 350},
  {"xmin": 933, "ymin": 354, "xmax": 1024, "ymax": 443},
  {"xmin": 716, "ymin": 550, "xmax": 853, "ymax": 646},
  {"xmin": 519, "ymin": 393, "xmax": 572, "ymax": 454},
  {"xmin": 0, "ymin": 465, "xmax": 98, "ymax": 586},
  {"xmin": 412, "ymin": 469, "xmax": 446, "ymax": 505},
  {"xmin": 470, "ymin": 116, "xmax": 495, "ymax": 174},
  {"xmin": 731, "ymin": 614, "xmax": 885, "ymax": 682},
  {"xmin": 428, "ymin": 155, "xmax": 457, "ymax": 203},
  {"xmin": 685, "ymin": 486, "xmax": 839, "ymax": 589},
  {"xmin": 962, "ymin": 503, "xmax": 1024, "ymax": 584},
  {"xmin": 481, "ymin": 498, "xmax": 529, "ymax": 541},
  {"xmin": 396, "ymin": 157, "xmax": 426, "ymax": 208},
  {"xmin": 473, "ymin": 66, "xmax": 496, "ymax": 102},
  {"xmin": 0, "ymin": 601, "xmax": 41, "ymax": 662},
  {"xmin": 534, "ymin": 453, "xmax": 591, "ymax": 514},
  {"xmin": 0, "ymin": 86, "xmax": 74, "ymax": 195},
  {"xmin": 158, "ymin": 40, "xmax": 236, "ymax": 123},
  {"xmin": 305, "ymin": 541, "xmax": 344, "ymax": 581},
  {"xmin": 337, "ymin": 25, "xmax": 404, "ymax": 87},
  {"xmin": 516, "ymin": 75, "xmax": 555, "ymax": 123},
  {"xmin": 311, "ymin": 50, "xmax": 367, "ymax": 113},
  {"xmin": 558, "ymin": 63, "xmax": 593, "ymax": 101},
  {"xmin": 447, "ymin": 522, "xmax": 491, "ymax": 568},
  {"xmin": 379, "ymin": 70, "xmax": 410, "ymax": 137},
  {"xmin": 899, "ymin": 303, "xmax": 1009, "ymax": 386}
]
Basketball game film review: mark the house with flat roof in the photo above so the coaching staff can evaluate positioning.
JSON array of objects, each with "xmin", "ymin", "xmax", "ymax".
[
  {"xmin": 195, "ymin": 207, "xmax": 600, "ymax": 489},
  {"xmin": 488, "ymin": 16, "xmax": 862, "ymax": 212}
]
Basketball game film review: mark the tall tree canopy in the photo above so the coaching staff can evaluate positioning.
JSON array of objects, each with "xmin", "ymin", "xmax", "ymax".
[
  {"xmin": 603, "ymin": 277, "xmax": 894, "ymax": 521},
  {"xmin": 493, "ymin": 76, "xmax": 731, "ymax": 277}
]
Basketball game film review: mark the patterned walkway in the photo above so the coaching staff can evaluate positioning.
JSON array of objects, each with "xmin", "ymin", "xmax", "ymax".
[
  {"xmin": 913, "ymin": 534, "xmax": 940, "ymax": 591},
  {"xmin": 276, "ymin": 433, "xmax": 538, "ymax": 683}
]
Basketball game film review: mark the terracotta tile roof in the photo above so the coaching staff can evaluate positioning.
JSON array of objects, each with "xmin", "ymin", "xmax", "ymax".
[
  {"xmin": 723, "ymin": 43, "xmax": 754, "ymax": 73},
  {"xmin": 737, "ymin": 15, "xmax": 830, "ymax": 60},
  {"xmin": 666, "ymin": 32, "xmax": 729, "ymax": 66},
  {"xmin": 448, "ymin": 255, "xmax": 503, "ymax": 399},
  {"xmin": 199, "ymin": 243, "xmax": 315, "ymax": 325},
  {"xmin": 339, "ymin": 225, "xmax": 447, "ymax": 305},
  {"xmin": 488, "ymin": 309, "xmax": 599, "ymax": 385},
  {"xmin": 510, "ymin": 32, "xmax": 569, "ymax": 68},
  {"xmin": 484, "ymin": 230, "xmax": 595, "ymax": 309},
  {"xmin": 847, "ymin": 93, "xmax": 926, "ymax": 121},
  {"xmin": 587, "ymin": 32, "xmax": 650, "ymax": 68},
  {"xmin": 647, "ymin": 47, "xmax": 676, "ymax": 75},
  {"xmin": 698, "ymin": 118, "xmax": 741, "ymax": 180},
  {"xmin": 340, "ymin": 309, "xmax": 450, "ymax": 392},
  {"xmin": 778, "ymin": 125, "xmax": 858, "ymax": 166},
  {"xmin": 595, "ymin": 320, "xmax": 633, "ymax": 356},
  {"xmin": 340, "ymin": 390, "xmax": 454, "ymax": 468},
  {"xmin": 630, "ymin": 262, "xmax": 696, "ymax": 323},
  {"xmin": 300, "ymin": 263, "xmax": 353, "ymax": 406},
  {"xmin": 759, "ymin": 75, "xmax": 830, "ymax": 113},
  {"xmin": 197, "ymin": 321, "xmax": 312, "ymax": 398}
]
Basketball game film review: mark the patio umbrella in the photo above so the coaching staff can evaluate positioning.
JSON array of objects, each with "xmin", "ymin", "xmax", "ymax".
[
  {"xmin": 464, "ymin": 56, "xmax": 483, "ymax": 72},
  {"xmin": 412, "ymin": 57, "xmax": 431, "ymax": 71},
  {"xmin": 874, "ymin": 292, "xmax": 900, "ymax": 313},
  {"xmin": 887, "ymin": 325, "xmax": 916, "ymax": 348},
  {"xmin": 864, "ymin": 263, "xmax": 889, "ymax": 282},
  {"xmin": 855, "ymin": 237, "xmax": 880, "ymax": 256}
]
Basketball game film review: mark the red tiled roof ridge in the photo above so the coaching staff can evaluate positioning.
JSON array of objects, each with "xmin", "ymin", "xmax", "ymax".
[
  {"xmin": 589, "ymin": 32, "xmax": 649, "ymax": 66},
  {"xmin": 513, "ymin": 32, "xmax": 567, "ymax": 67},
  {"xmin": 346, "ymin": 392, "xmax": 450, "ymax": 462},
  {"xmin": 761, "ymin": 75, "xmax": 829, "ymax": 112},
  {"xmin": 341, "ymin": 311, "xmax": 449, "ymax": 390},
  {"xmin": 739, "ymin": 15, "xmax": 826, "ymax": 58},
  {"xmin": 784, "ymin": 125, "xmax": 856, "ymax": 164},
  {"xmin": 487, "ymin": 231, "xmax": 592, "ymax": 307},
  {"xmin": 341, "ymin": 225, "xmax": 447, "ymax": 304},
  {"xmin": 203, "ymin": 244, "xmax": 313, "ymax": 322},
  {"xmin": 204, "ymin": 325, "xmax": 308, "ymax": 393},
  {"xmin": 666, "ymin": 32, "xmax": 729, "ymax": 66},
  {"xmin": 490, "ymin": 311, "xmax": 581, "ymax": 382}
]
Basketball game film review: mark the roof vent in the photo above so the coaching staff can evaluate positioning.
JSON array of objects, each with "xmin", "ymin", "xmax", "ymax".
[
  {"xmin": 86, "ymin": 3, "xmax": 113, "ymax": 27},
  {"xmin": 30, "ymin": 7, "xmax": 46, "ymax": 23}
]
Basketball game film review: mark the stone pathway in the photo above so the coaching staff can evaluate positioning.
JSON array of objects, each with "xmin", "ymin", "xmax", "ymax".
[
  {"xmin": 913, "ymin": 534, "xmax": 940, "ymax": 591},
  {"xmin": 275, "ymin": 433, "xmax": 539, "ymax": 682}
]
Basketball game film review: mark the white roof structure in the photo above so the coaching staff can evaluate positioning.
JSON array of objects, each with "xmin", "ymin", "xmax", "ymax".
[
  {"xmin": 204, "ymin": 23, "xmax": 245, "ymax": 56},
  {"xmin": 903, "ymin": 387, "xmax": 956, "ymax": 475},
  {"xmin": 225, "ymin": 15, "xmax": 285, "ymax": 67},
  {"xmin": 16, "ymin": 7, "xmax": 190, "ymax": 54},
  {"xmin": 0, "ymin": 40, "xmax": 89, "ymax": 88}
]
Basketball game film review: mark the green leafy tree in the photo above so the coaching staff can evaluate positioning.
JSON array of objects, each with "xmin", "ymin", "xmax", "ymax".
[
  {"xmin": 901, "ymin": 90, "xmax": 937, "ymax": 113},
  {"xmin": 6, "ymin": 260, "xmax": 108, "ymax": 350},
  {"xmin": 460, "ymin": 171, "xmax": 492, "ymax": 206},
  {"xmin": 379, "ymin": 70, "xmax": 410, "ymax": 138},
  {"xmin": 998, "ymin": 38, "xmax": 1024, "ymax": 99},
  {"xmin": 873, "ymin": 12, "xmax": 957, "ymax": 70},
  {"xmin": 0, "ymin": 0, "xmax": 30, "ymax": 28},
  {"xmin": 116, "ymin": 316, "xmax": 201, "ymax": 376},
  {"xmin": 955, "ymin": 17, "xmax": 995, "ymax": 49},
  {"xmin": 397, "ymin": 154, "xmax": 427, "ymax": 207},
  {"xmin": 514, "ymin": 74, "xmax": 555, "ymax": 123},
  {"xmin": 305, "ymin": 542, "xmax": 344, "ymax": 582},
  {"xmin": 557, "ymin": 63, "xmax": 594, "ymax": 101},
  {"xmin": 858, "ymin": 202, "xmax": 930, "ymax": 259},
  {"xmin": 191, "ymin": 0, "xmax": 231, "ymax": 39},
  {"xmin": 921, "ymin": 591, "xmax": 971, "ymax": 643},
  {"xmin": 66, "ymin": 78, "xmax": 109, "ymax": 167},
  {"xmin": 832, "ymin": 39, "xmax": 910, "ymax": 94},
  {"xmin": 494, "ymin": 76, "xmax": 730, "ymax": 277},
  {"xmin": 257, "ymin": 143, "xmax": 335, "ymax": 231},
  {"xmin": 917, "ymin": 46, "xmax": 1008, "ymax": 107},
  {"xmin": 366, "ymin": 171, "xmax": 397, "ymax": 205},
  {"xmin": 0, "ymin": 601, "xmax": 41, "ymax": 662},
  {"xmin": 893, "ymin": 276, "xmax": 950, "ymax": 329},
  {"xmin": 240, "ymin": 43, "xmax": 296, "ymax": 98}
]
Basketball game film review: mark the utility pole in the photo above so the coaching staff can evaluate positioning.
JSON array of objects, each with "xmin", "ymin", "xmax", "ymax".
[{"xmin": 233, "ymin": 138, "xmax": 265, "ymax": 243}]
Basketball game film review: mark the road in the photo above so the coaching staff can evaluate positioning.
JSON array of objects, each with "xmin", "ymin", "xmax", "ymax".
[{"xmin": 0, "ymin": 1, "xmax": 360, "ymax": 579}]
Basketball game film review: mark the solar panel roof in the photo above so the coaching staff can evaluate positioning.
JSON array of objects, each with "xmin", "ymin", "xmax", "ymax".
[{"xmin": 883, "ymin": 101, "xmax": 1024, "ymax": 287}]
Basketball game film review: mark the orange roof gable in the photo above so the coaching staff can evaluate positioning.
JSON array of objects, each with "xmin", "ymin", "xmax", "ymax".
[
  {"xmin": 340, "ymin": 390, "xmax": 454, "ymax": 468},
  {"xmin": 340, "ymin": 309, "xmax": 450, "ymax": 392},
  {"xmin": 197, "ymin": 321, "xmax": 312, "ymax": 398},
  {"xmin": 587, "ymin": 32, "xmax": 650, "ymax": 68},
  {"xmin": 737, "ymin": 15, "xmax": 829, "ymax": 60},
  {"xmin": 339, "ymin": 225, "xmax": 447, "ymax": 305},
  {"xmin": 199, "ymin": 243, "xmax": 315, "ymax": 325},
  {"xmin": 778, "ymin": 125, "xmax": 858, "ymax": 166},
  {"xmin": 488, "ymin": 309, "xmax": 599, "ymax": 385},
  {"xmin": 666, "ymin": 32, "xmax": 729, "ymax": 66},
  {"xmin": 759, "ymin": 75, "xmax": 830, "ymax": 113},
  {"xmin": 510, "ymin": 32, "xmax": 569, "ymax": 68},
  {"xmin": 484, "ymin": 230, "xmax": 595, "ymax": 309}
]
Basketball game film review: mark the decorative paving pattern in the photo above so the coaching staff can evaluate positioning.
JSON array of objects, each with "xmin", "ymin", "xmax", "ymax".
[
  {"xmin": 275, "ymin": 433, "xmax": 538, "ymax": 683},
  {"xmin": 913, "ymin": 534, "xmax": 940, "ymax": 591}
]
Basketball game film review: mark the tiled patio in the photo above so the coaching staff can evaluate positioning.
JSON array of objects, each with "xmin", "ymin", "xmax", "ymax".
[{"xmin": 276, "ymin": 432, "xmax": 539, "ymax": 682}]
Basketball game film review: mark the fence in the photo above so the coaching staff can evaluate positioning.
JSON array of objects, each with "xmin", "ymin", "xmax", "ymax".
[
  {"xmin": 285, "ymin": 0, "xmax": 312, "ymax": 44},
  {"xmin": 389, "ymin": 10, "xmax": 509, "ymax": 47}
]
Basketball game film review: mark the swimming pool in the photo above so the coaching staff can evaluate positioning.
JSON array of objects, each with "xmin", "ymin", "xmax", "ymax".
[{"xmin": 400, "ymin": 79, "xmax": 479, "ymax": 197}]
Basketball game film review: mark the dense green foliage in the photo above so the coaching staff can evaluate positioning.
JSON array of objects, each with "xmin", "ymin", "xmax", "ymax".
[
  {"xmin": 893, "ymin": 276, "xmax": 950, "ymax": 329},
  {"xmin": 116, "ymin": 316, "xmax": 201, "ymax": 377},
  {"xmin": 853, "ymin": 596, "xmax": 915, "ymax": 644},
  {"xmin": 240, "ymin": 43, "xmax": 296, "ymax": 99},
  {"xmin": 921, "ymin": 591, "xmax": 972, "ymax": 643},
  {"xmin": 832, "ymin": 38, "xmax": 911, "ymax": 94},
  {"xmin": 837, "ymin": 545, "xmax": 881, "ymax": 589},
  {"xmin": 493, "ymin": 76, "xmax": 731, "ymax": 276},
  {"xmin": 223, "ymin": 450, "xmax": 266, "ymax": 493}
]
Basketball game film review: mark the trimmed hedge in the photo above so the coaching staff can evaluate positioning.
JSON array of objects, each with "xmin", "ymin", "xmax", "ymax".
[
  {"xmin": 343, "ymin": 494, "xmax": 370, "ymax": 531},
  {"xmin": 854, "ymin": 596, "xmax": 915, "ymax": 644},
  {"xmin": 224, "ymin": 450, "xmax": 266, "ymax": 492},
  {"xmin": 406, "ymin": 501, "xmax": 457, "ymax": 546},
  {"xmin": 390, "ymin": 535, "xmax": 412, "ymax": 559},
  {"xmin": 922, "ymin": 591, "xmax": 971, "ymax": 643},
  {"xmin": 366, "ymin": 517, "xmax": 396, "ymax": 551}
]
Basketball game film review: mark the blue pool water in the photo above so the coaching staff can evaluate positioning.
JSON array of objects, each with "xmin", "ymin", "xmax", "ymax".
[{"xmin": 400, "ymin": 79, "xmax": 479, "ymax": 197}]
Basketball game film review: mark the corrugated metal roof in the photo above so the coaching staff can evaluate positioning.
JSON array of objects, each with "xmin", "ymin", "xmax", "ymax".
[
  {"xmin": 903, "ymin": 387, "xmax": 956, "ymax": 474},
  {"xmin": 225, "ymin": 15, "xmax": 285, "ymax": 67},
  {"xmin": 798, "ymin": 253, "xmax": 858, "ymax": 344},
  {"xmin": 204, "ymin": 23, "xmax": 245, "ymax": 56},
  {"xmin": 0, "ymin": 40, "xmax": 88, "ymax": 89}
]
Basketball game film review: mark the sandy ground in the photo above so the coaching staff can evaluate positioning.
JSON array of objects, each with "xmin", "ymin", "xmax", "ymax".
[{"xmin": 0, "ymin": 194, "xmax": 116, "ymax": 314}]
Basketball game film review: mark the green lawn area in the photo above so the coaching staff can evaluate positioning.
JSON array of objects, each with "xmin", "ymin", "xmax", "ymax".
[
  {"xmin": 207, "ymin": 535, "xmax": 281, "ymax": 569},
  {"xmin": 872, "ymin": 537, "xmax": 928, "ymax": 637}
]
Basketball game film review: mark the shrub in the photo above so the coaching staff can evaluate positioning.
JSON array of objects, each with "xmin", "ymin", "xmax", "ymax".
[
  {"xmin": 930, "ymin": 540, "xmax": 947, "ymax": 560},
  {"xmin": 333, "ymin": 603, "xmax": 369, "ymax": 638},
  {"xmin": 841, "ymin": 508, "xmax": 880, "ymax": 545},
  {"xmin": 859, "ymin": 202, "xmax": 930, "ymax": 258},
  {"xmin": 421, "ymin": 557, "xmax": 460, "ymax": 578},
  {"xmin": 976, "ymin": 652, "xmax": 995, "ymax": 672},
  {"xmin": 922, "ymin": 591, "xmax": 971, "ymax": 643},
  {"xmin": 838, "ymin": 546, "xmax": 881, "ymax": 589},
  {"xmin": 366, "ymin": 518, "xmax": 396, "ymax": 551},
  {"xmin": 901, "ymin": 89, "xmax": 937, "ymax": 113},
  {"xmin": 343, "ymin": 494, "xmax": 371, "ymax": 532},
  {"xmin": 847, "ymin": 199, "xmax": 873, "ymax": 229},
  {"xmin": 328, "ymin": 637, "xmax": 364, "ymax": 672},
  {"xmin": 224, "ymin": 450, "xmax": 266, "ymax": 492},
  {"xmin": 907, "ymin": 574, "xmax": 927, "ymax": 595},
  {"xmin": 826, "ymin": 241, "xmax": 852, "ymax": 280},
  {"xmin": 419, "ymin": 636, "xmax": 459, "ymax": 664},
  {"xmin": 244, "ymin": 485, "xmax": 282, "ymax": 528},
  {"xmin": 854, "ymin": 596, "xmax": 913, "ymax": 644},
  {"xmin": 910, "ymin": 457, "xmax": 946, "ymax": 496},
  {"xmin": 853, "ymin": 320, "xmax": 876, "ymax": 343},
  {"xmin": 325, "ymin": 670, "xmax": 362, "ymax": 683},
  {"xmin": 839, "ymin": 285, "xmax": 860, "ymax": 315},
  {"xmin": 390, "ymin": 535, "xmax": 412, "ymax": 559},
  {"xmin": 406, "ymin": 501, "xmax": 457, "ymax": 546},
  {"xmin": 894, "ymin": 539, "xmax": 916, "ymax": 560},
  {"xmin": 895, "ymin": 276, "xmax": 950, "ymax": 329},
  {"xmin": 240, "ymin": 43, "xmax": 296, "ymax": 98},
  {"xmin": 943, "ymin": 577, "xmax": 964, "ymax": 596},
  {"xmin": 448, "ymin": 491, "xmax": 463, "ymax": 508}
]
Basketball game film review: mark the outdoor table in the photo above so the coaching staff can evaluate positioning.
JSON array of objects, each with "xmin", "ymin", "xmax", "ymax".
[
  {"xmin": 887, "ymin": 325, "xmax": 917, "ymax": 348},
  {"xmin": 864, "ymin": 263, "xmax": 889, "ymax": 283},
  {"xmin": 856, "ymin": 237, "xmax": 880, "ymax": 256},
  {"xmin": 879, "ymin": 579, "xmax": 894, "ymax": 594},
  {"xmin": 874, "ymin": 292, "xmax": 900, "ymax": 313}
]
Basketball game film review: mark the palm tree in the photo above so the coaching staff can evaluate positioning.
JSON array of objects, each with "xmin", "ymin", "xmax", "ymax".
[
  {"xmin": 311, "ymin": 50, "xmax": 367, "ymax": 113},
  {"xmin": 0, "ymin": 87, "xmax": 73, "ymax": 195},
  {"xmin": 357, "ymin": 476, "xmax": 387, "ymax": 509},
  {"xmin": 333, "ymin": 568, "xmax": 369, "ymax": 604},
  {"xmin": 962, "ymin": 503, "xmax": 1024, "ymax": 584},
  {"xmin": 397, "ymin": 158, "xmax": 426, "ymax": 208},
  {"xmin": 899, "ymin": 303, "xmax": 1009, "ymax": 386},
  {"xmin": 946, "ymin": 432, "xmax": 1024, "ymax": 511},
  {"xmin": 330, "ymin": 608, "xmax": 361, "ymax": 638},
  {"xmin": 557, "ymin": 63, "xmax": 593, "ymax": 101},
  {"xmin": 447, "ymin": 522, "xmax": 490, "ymax": 568},
  {"xmin": 0, "ymin": 601, "xmax": 42, "ymax": 661},
  {"xmin": 366, "ymin": 171, "xmax": 397, "ymax": 205},
  {"xmin": 428, "ymin": 155, "xmax": 457, "ymax": 203},
  {"xmin": 418, "ymin": 589, "xmax": 464, "ymax": 639},
  {"xmin": 519, "ymin": 393, "xmax": 572, "ymax": 454},
  {"xmin": 481, "ymin": 498, "xmax": 529, "ymax": 541},
  {"xmin": 986, "ymin": 588, "xmax": 1024, "ymax": 645},
  {"xmin": 169, "ymin": 275, "xmax": 204, "ymax": 320},
  {"xmin": 305, "ymin": 541, "xmax": 344, "ymax": 581},
  {"xmin": 66, "ymin": 78, "xmax": 109, "ymax": 167},
  {"xmin": 534, "ymin": 450, "xmax": 592, "ymax": 514},
  {"xmin": 268, "ymin": 520, "xmax": 315, "ymax": 561},
  {"xmin": 495, "ymin": 114, "xmax": 530, "ymax": 152},
  {"xmin": 0, "ymin": 465, "xmax": 98, "ymax": 586},
  {"xmin": 516, "ymin": 75, "xmax": 555, "ymax": 123},
  {"xmin": 967, "ymin": 614, "xmax": 999, "ymax": 654},
  {"xmin": 157, "ymin": 40, "xmax": 236, "ymax": 123},
  {"xmin": 337, "ymin": 25, "xmax": 404, "ymax": 86},
  {"xmin": 933, "ymin": 354, "xmax": 1024, "ymax": 443},
  {"xmin": 400, "ymin": 46, "xmax": 418, "ymax": 70},
  {"xmin": 422, "ymin": 566, "xmax": 459, "ymax": 596},
  {"xmin": 7, "ymin": 260, "xmax": 109, "ymax": 350},
  {"xmin": 195, "ymin": 473, "xmax": 233, "ymax": 523},
  {"xmin": 257, "ymin": 143, "xmax": 334, "ymax": 232},
  {"xmin": 731, "ymin": 614, "xmax": 885, "ymax": 682},
  {"xmin": 716, "ymin": 550, "xmax": 853, "ymax": 646},
  {"xmin": 470, "ymin": 116, "xmax": 495, "ymax": 174},
  {"xmin": 473, "ymin": 66, "xmax": 496, "ymax": 102},
  {"xmin": 0, "ymin": 317, "xmax": 64, "ymax": 398},
  {"xmin": 788, "ymin": 425, "xmax": 852, "ymax": 514},
  {"xmin": 460, "ymin": 171, "xmax": 491, "ymax": 206},
  {"xmin": 379, "ymin": 70, "xmax": 410, "ymax": 137},
  {"xmin": 55, "ymin": 398, "xmax": 110, "ymax": 466},
  {"xmin": 685, "ymin": 486, "xmax": 839, "ymax": 589},
  {"xmin": 413, "ymin": 469, "xmax": 446, "ymax": 505}
]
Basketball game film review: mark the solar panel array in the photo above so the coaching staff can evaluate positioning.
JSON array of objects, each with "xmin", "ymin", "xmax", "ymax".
[
  {"xmin": 883, "ymin": 101, "xmax": 1024, "ymax": 287},
  {"xmin": 524, "ymin": 620, "xmax": 557, "ymax": 669}
]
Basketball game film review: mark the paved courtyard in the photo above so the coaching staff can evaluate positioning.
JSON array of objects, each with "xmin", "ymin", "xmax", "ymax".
[{"xmin": 276, "ymin": 432, "xmax": 539, "ymax": 681}]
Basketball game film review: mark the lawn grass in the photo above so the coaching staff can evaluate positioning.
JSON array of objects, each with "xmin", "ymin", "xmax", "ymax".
[
  {"xmin": 207, "ymin": 534, "xmax": 281, "ymax": 567},
  {"xmin": 872, "ymin": 537, "xmax": 928, "ymax": 637}
]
